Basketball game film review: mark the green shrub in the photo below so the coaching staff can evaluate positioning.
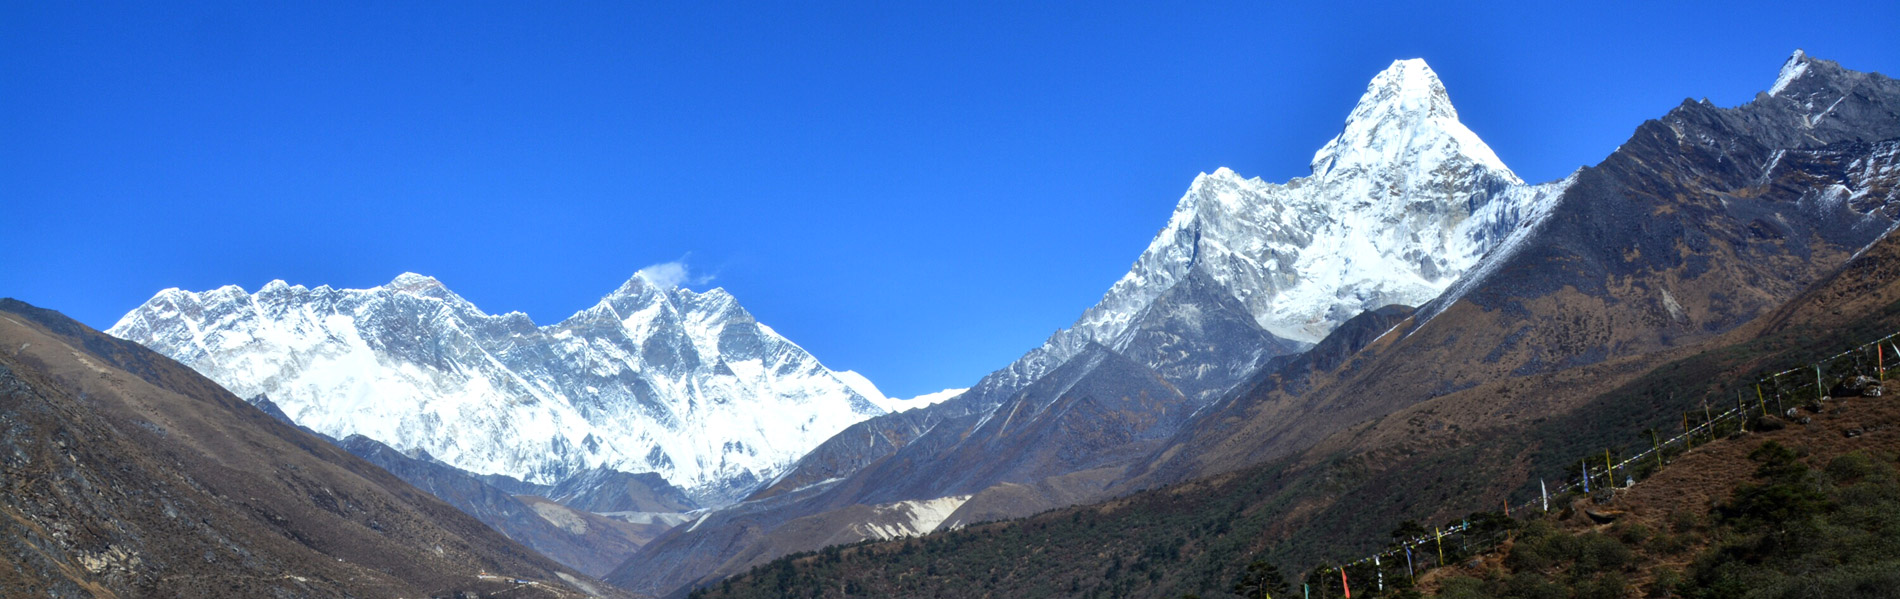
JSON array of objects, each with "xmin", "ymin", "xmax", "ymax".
[
  {"xmin": 1610, "ymin": 522, "xmax": 1651, "ymax": 547},
  {"xmin": 1719, "ymin": 442, "xmax": 1828, "ymax": 531},
  {"xmin": 1573, "ymin": 533, "xmax": 1633, "ymax": 574},
  {"xmin": 1434, "ymin": 575, "xmax": 1495, "ymax": 599},
  {"xmin": 1503, "ymin": 572, "xmax": 1564, "ymax": 599},
  {"xmin": 1574, "ymin": 571, "xmax": 1628, "ymax": 599},
  {"xmin": 1647, "ymin": 567, "xmax": 1682, "ymax": 598},
  {"xmin": 1647, "ymin": 532, "xmax": 1692, "ymax": 556},
  {"xmin": 1751, "ymin": 560, "xmax": 1900, "ymax": 599},
  {"xmin": 1666, "ymin": 510, "xmax": 1701, "ymax": 534},
  {"xmin": 1826, "ymin": 452, "xmax": 1876, "ymax": 483}
]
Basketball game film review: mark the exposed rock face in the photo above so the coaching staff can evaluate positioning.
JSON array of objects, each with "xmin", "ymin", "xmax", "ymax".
[
  {"xmin": 242, "ymin": 393, "xmax": 677, "ymax": 575},
  {"xmin": 611, "ymin": 58, "xmax": 1570, "ymax": 598},
  {"xmin": 670, "ymin": 53, "xmax": 1900, "ymax": 599},
  {"xmin": 1134, "ymin": 50, "xmax": 1900, "ymax": 491},
  {"xmin": 108, "ymin": 271, "xmax": 888, "ymax": 504},
  {"xmin": 545, "ymin": 467, "xmax": 698, "ymax": 514},
  {"xmin": 333, "ymin": 433, "xmax": 670, "ymax": 577},
  {"xmin": 0, "ymin": 299, "xmax": 622, "ymax": 598}
]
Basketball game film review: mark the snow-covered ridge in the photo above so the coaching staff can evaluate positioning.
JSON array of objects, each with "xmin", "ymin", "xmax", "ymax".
[
  {"xmin": 978, "ymin": 58, "xmax": 1553, "ymax": 402},
  {"xmin": 1769, "ymin": 49, "xmax": 1810, "ymax": 97},
  {"xmin": 1311, "ymin": 58, "xmax": 1515, "ymax": 182},
  {"xmin": 834, "ymin": 372, "xmax": 966, "ymax": 413},
  {"xmin": 109, "ymin": 272, "xmax": 889, "ymax": 504}
]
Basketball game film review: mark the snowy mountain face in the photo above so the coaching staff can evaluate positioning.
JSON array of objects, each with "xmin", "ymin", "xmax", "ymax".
[
  {"xmin": 108, "ymin": 272, "xmax": 888, "ymax": 504},
  {"xmin": 984, "ymin": 59, "xmax": 1568, "ymax": 403},
  {"xmin": 767, "ymin": 58, "xmax": 1573, "ymax": 500},
  {"xmin": 613, "ymin": 59, "xmax": 1586, "ymax": 597}
]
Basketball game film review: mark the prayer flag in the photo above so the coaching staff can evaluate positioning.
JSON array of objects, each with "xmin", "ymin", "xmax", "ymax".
[
  {"xmin": 1374, "ymin": 555, "xmax": 1383, "ymax": 592},
  {"xmin": 1435, "ymin": 527, "xmax": 1444, "ymax": 564}
]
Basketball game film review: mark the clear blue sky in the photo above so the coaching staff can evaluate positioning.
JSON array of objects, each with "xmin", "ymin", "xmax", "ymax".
[{"xmin": 4, "ymin": 2, "xmax": 1897, "ymax": 398}]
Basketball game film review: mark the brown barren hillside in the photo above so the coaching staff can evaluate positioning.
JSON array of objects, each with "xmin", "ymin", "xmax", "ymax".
[
  {"xmin": 688, "ymin": 198, "xmax": 1900, "ymax": 599},
  {"xmin": 0, "ymin": 299, "xmax": 630, "ymax": 599},
  {"xmin": 1418, "ymin": 386, "xmax": 1900, "ymax": 598}
]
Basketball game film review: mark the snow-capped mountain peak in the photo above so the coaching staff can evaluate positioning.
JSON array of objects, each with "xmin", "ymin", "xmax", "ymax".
[
  {"xmin": 109, "ymin": 272, "xmax": 890, "ymax": 505},
  {"xmin": 1312, "ymin": 58, "xmax": 1517, "ymax": 184},
  {"xmin": 389, "ymin": 271, "xmax": 444, "ymax": 290},
  {"xmin": 968, "ymin": 58, "xmax": 1565, "ymax": 406},
  {"xmin": 1088, "ymin": 58, "xmax": 1550, "ymax": 345}
]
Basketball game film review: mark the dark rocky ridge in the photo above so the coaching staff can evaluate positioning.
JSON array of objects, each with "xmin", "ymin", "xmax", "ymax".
[
  {"xmin": 689, "ymin": 56, "xmax": 1900, "ymax": 596},
  {"xmin": 336, "ymin": 435, "xmax": 665, "ymax": 578},
  {"xmin": 1123, "ymin": 51, "xmax": 1900, "ymax": 492},
  {"xmin": 0, "ymin": 299, "xmax": 624, "ymax": 598},
  {"xmin": 244, "ymin": 394, "xmax": 686, "ymax": 577},
  {"xmin": 611, "ymin": 52, "xmax": 1900, "ymax": 598},
  {"xmin": 547, "ymin": 468, "xmax": 698, "ymax": 514}
]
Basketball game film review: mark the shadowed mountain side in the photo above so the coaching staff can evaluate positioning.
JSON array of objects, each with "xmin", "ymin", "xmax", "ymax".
[
  {"xmin": 610, "ymin": 345, "xmax": 1194, "ymax": 595},
  {"xmin": 1253, "ymin": 304, "xmax": 1418, "ymax": 397},
  {"xmin": 841, "ymin": 344, "xmax": 1189, "ymax": 507},
  {"xmin": 689, "ymin": 204, "xmax": 1900, "ymax": 599},
  {"xmin": 610, "ymin": 239, "xmax": 1311, "ymax": 597},
  {"xmin": 1112, "ymin": 269, "xmax": 1307, "ymax": 403},
  {"xmin": 1243, "ymin": 216, "xmax": 1900, "ymax": 574},
  {"xmin": 612, "ymin": 53, "xmax": 1899, "ymax": 599},
  {"xmin": 746, "ymin": 405, "xmax": 952, "ymax": 502},
  {"xmin": 547, "ymin": 468, "xmax": 699, "ymax": 514},
  {"xmin": 244, "ymin": 394, "xmax": 681, "ymax": 577},
  {"xmin": 0, "ymin": 299, "xmax": 624, "ymax": 598},
  {"xmin": 1751, "ymin": 210, "xmax": 1900, "ymax": 336},
  {"xmin": 1120, "ymin": 53, "xmax": 1900, "ymax": 492},
  {"xmin": 337, "ymin": 435, "xmax": 663, "ymax": 577}
]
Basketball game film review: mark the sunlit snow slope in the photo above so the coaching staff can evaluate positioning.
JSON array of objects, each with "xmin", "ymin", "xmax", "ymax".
[
  {"xmin": 979, "ymin": 59, "xmax": 1569, "ymax": 404},
  {"xmin": 109, "ymin": 271, "xmax": 888, "ymax": 504}
]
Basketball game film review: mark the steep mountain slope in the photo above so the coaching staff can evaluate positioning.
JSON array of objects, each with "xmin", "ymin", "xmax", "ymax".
[
  {"xmin": 673, "ymin": 51, "xmax": 1900, "ymax": 599},
  {"xmin": 546, "ymin": 468, "xmax": 699, "ymax": 514},
  {"xmin": 611, "ymin": 58, "xmax": 1568, "ymax": 597},
  {"xmin": 0, "ymin": 299, "xmax": 623, "ymax": 598},
  {"xmin": 1127, "ymin": 50, "xmax": 1900, "ymax": 490},
  {"xmin": 242, "ymin": 393, "xmax": 680, "ymax": 576},
  {"xmin": 336, "ymin": 435, "xmax": 664, "ymax": 578},
  {"xmin": 108, "ymin": 271, "xmax": 888, "ymax": 504},
  {"xmin": 763, "ymin": 58, "xmax": 1563, "ymax": 497},
  {"xmin": 698, "ymin": 373, "xmax": 1900, "ymax": 599}
]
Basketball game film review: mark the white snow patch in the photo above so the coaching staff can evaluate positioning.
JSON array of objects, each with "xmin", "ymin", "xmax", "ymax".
[
  {"xmin": 858, "ymin": 495, "xmax": 972, "ymax": 540},
  {"xmin": 1770, "ymin": 50, "xmax": 1809, "ymax": 97},
  {"xmin": 597, "ymin": 511, "xmax": 695, "ymax": 527},
  {"xmin": 871, "ymin": 388, "xmax": 966, "ymax": 413},
  {"xmin": 834, "ymin": 370, "xmax": 891, "ymax": 412}
]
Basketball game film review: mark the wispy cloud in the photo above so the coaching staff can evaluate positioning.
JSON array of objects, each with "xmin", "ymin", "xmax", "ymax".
[{"xmin": 635, "ymin": 257, "xmax": 716, "ymax": 289}]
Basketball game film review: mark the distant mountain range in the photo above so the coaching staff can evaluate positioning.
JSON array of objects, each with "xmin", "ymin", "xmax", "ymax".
[
  {"xmin": 0, "ymin": 299, "xmax": 629, "ymax": 598},
  {"xmin": 611, "ymin": 57, "xmax": 1581, "ymax": 597},
  {"xmin": 78, "ymin": 50, "xmax": 1900, "ymax": 599},
  {"xmin": 108, "ymin": 271, "xmax": 906, "ymax": 505},
  {"xmin": 673, "ymin": 50, "xmax": 1900, "ymax": 599}
]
